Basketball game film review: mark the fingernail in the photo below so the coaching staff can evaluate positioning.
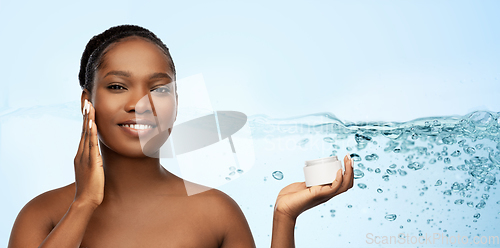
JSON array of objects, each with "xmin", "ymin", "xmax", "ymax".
[
  {"xmin": 85, "ymin": 99, "xmax": 89, "ymax": 114},
  {"xmin": 83, "ymin": 99, "xmax": 88, "ymax": 115},
  {"xmin": 89, "ymin": 119, "xmax": 93, "ymax": 129}
]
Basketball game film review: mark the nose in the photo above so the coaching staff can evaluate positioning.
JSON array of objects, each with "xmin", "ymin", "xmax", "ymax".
[{"xmin": 125, "ymin": 89, "xmax": 153, "ymax": 114}]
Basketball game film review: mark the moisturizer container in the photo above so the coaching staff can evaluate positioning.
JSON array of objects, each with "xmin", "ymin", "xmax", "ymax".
[{"xmin": 304, "ymin": 156, "xmax": 343, "ymax": 187}]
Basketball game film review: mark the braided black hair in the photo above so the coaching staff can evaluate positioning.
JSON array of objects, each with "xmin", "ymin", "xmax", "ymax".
[{"xmin": 78, "ymin": 24, "xmax": 176, "ymax": 94}]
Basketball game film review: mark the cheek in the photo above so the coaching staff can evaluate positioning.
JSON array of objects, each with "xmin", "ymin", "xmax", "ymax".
[
  {"xmin": 93, "ymin": 97, "xmax": 121, "ymax": 126},
  {"xmin": 154, "ymin": 96, "xmax": 176, "ymax": 121}
]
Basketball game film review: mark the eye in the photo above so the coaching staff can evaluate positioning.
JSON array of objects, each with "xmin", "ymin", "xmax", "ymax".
[
  {"xmin": 107, "ymin": 84, "xmax": 126, "ymax": 90},
  {"xmin": 152, "ymin": 86, "xmax": 171, "ymax": 94}
]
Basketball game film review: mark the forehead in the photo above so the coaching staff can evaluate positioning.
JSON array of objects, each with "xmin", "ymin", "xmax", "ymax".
[{"xmin": 96, "ymin": 37, "xmax": 174, "ymax": 79}]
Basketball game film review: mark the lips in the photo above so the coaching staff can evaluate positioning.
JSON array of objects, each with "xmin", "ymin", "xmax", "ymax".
[{"xmin": 118, "ymin": 119, "xmax": 158, "ymax": 137}]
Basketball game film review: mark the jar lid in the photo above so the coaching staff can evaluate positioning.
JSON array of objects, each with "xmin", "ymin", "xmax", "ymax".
[{"xmin": 305, "ymin": 156, "xmax": 339, "ymax": 166}]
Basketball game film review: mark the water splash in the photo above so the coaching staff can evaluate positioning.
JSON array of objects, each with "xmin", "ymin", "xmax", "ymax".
[{"xmin": 248, "ymin": 110, "xmax": 499, "ymax": 238}]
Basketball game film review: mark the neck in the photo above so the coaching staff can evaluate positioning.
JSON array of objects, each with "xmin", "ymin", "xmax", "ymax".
[{"xmin": 99, "ymin": 141, "xmax": 172, "ymax": 205}]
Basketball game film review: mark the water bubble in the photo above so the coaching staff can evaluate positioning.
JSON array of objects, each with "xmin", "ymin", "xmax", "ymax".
[
  {"xmin": 366, "ymin": 167, "xmax": 373, "ymax": 172},
  {"xmin": 451, "ymin": 150, "xmax": 461, "ymax": 157},
  {"xmin": 229, "ymin": 171, "xmax": 235, "ymax": 176},
  {"xmin": 385, "ymin": 214, "xmax": 397, "ymax": 221},
  {"xmin": 358, "ymin": 183, "xmax": 367, "ymax": 189},
  {"xmin": 473, "ymin": 213, "xmax": 481, "ymax": 219},
  {"xmin": 347, "ymin": 205, "xmax": 352, "ymax": 208},
  {"xmin": 357, "ymin": 163, "xmax": 365, "ymax": 169},
  {"xmin": 225, "ymin": 177, "xmax": 231, "ymax": 181},
  {"xmin": 330, "ymin": 209, "xmax": 336, "ymax": 213},
  {"xmin": 355, "ymin": 133, "xmax": 372, "ymax": 143},
  {"xmin": 482, "ymin": 194, "xmax": 489, "ymax": 200},
  {"xmin": 264, "ymin": 177, "xmax": 267, "ymax": 181},
  {"xmin": 444, "ymin": 158, "xmax": 451, "ymax": 164},
  {"xmin": 443, "ymin": 190, "xmax": 452, "ymax": 196},
  {"xmin": 489, "ymin": 152, "xmax": 500, "ymax": 165},
  {"xmin": 377, "ymin": 188, "xmax": 383, "ymax": 193},
  {"xmin": 458, "ymin": 140, "xmax": 467, "ymax": 147},
  {"xmin": 354, "ymin": 169, "xmax": 365, "ymax": 179},
  {"xmin": 429, "ymin": 158, "xmax": 437, "ymax": 164},
  {"xmin": 435, "ymin": 180, "xmax": 442, "ymax": 186},
  {"xmin": 454, "ymin": 199, "xmax": 464, "ymax": 205},
  {"xmin": 400, "ymin": 225, "xmax": 404, "ymax": 229},
  {"xmin": 386, "ymin": 169, "xmax": 397, "ymax": 175},
  {"xmin": 419, "ymin": 192, "xmax": 425, "ymax": 196},
  {"xmin": 421, "ymin": 180, "xmax": 426, "ymax": 184},
  {"xmin": 451, "ymin": 182, "xmax": 461, "ymax": 192},
  {"xmin": 272, "ymin": 171, "xmax": 284, "ymax": 180},
  {"xmin": 408, "ymin": 162, "xmax": 424, "ymax": 170},
  {"xmin": 389, "ymin": 164, "xmax": 397, "ymax": 169},
  {"xmin": 382, "ymin": 175, "xmax": 390, "ymax": 181},
  {"xmin": 332, "ymin": 144, "xmax": 341, "ymax": 149},
  {"xmin": 476, "ymin": 200, "xmax": 486, "ymax": 209},
  {"xmin": 469, "ymin": 111, "xmax": 494, "ymax": 128},
  {"xmin": 467, "ymin": 201, "xmax": 474, "ymax": 207},
  {"xmin": 375, "ymin": 168, "xmax": 381, "ymax": 173},
  {"xmin": 350, "ymin": 153, "xmax": 362, "ymax": 162},
  {"xmin": 464, "ymin": 147, "xmax": 476, "ymax": 155},
  {"xmin": 442, "ymin": 136, "xmax": 456, "ymax": 145},
  {"xmin": 475, "ymin": 144, "xmax": 484, "ymax": 150},
  {"xmin": 398, "ymin": 169, "xmax": 407, "ymax": 176},
  {"xmin": 229, "ymin": 166, "xmax": 236, "ymax": 171},
  {"xmin": 237, "ymin": 169, "xmax": 244, "ymax": 174},
  {"xmin": 365, "ymin": 154, "xmax": 379, "ymax": 161},
  {"xmin": 384, "ymin": 141, "xmax": 399, "ymax": 152},
  {"xmin": 407, "ymin": 219, "xmax": 411, "ymax": 222},
  {"xmin": 323, "ymin": 137, "xmax": 335, "ymax": 143},
  {"xmin": 484, "ymin": 173, "xmax": 496, "ymax": 185}
]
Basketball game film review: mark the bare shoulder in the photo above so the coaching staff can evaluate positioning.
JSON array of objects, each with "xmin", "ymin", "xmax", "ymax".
[
  {"xmin": 181, "ymin": 181, "xmax": 241, "ymax": 216},
  {"xmin": 8, "ymin": 183, "xmax": 75, "ymax": 247},
  {"xmin": 185, "ymin": 183, "xmax": 255, "ymax": 247},
  {"xmin": 20, "ymin": 182, "xmax": 75, "ymax": 226}
]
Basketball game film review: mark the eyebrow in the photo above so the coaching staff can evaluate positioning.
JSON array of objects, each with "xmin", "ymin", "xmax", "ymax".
[{"xmin": 104, "ymin": 70, "xmax": 173, "ymax": 80}]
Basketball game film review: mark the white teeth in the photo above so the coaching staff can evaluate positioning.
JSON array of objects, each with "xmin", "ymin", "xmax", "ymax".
[{"xmin": 120, "ymin": 124, "xmax": 153, "ymax": 129}]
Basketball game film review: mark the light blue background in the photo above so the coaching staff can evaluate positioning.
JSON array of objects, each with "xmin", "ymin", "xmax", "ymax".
[{"xmin": 1, "ymin": 0, "xmax": 499, "ymax": 247}]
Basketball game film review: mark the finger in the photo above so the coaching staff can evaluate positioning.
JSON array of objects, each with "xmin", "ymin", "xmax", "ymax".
[
  {"xmin": 82, "ymin": 101, "xmax": 91, "ymax": 166},
  {"xmin": 349, "ymin": 158, "xmax": 354, "ymax": 189},
  {"xmin": 89, "ymin": 103, "xmax": 102, "ymax": 167},
  {"xmin": 337, "ymin": 155, "xmax": 353, "ymax": 193},
  {"xmin": 328, "ymin": 169, "xmax": 344, "ymax": 192},
  {"xmin": 76, "ymin": 100, "xmax": 89, "ymax": 160}
]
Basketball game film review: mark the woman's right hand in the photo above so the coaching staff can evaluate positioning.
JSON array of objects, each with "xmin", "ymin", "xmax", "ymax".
[{"xmin": 73, "ymin": 99, "xmax": 104, "ymax": 207}]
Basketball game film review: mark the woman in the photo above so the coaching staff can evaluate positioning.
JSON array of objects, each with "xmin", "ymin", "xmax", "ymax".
[{"xmin": 8, "ymin": 24, "xmax": 354, "ymax": 247}]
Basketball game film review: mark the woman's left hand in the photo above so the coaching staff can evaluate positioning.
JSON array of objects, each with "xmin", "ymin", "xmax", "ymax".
[{"xmin": 274, "ymin": 154, "xmax": 354, "ymax": 220}]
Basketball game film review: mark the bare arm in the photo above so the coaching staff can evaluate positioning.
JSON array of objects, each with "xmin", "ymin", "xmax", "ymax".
[
  {"xmin": 270, "ymin": 212, "xmax": 296, "ymax": 248},
  {"xmin": 270, "ymin": 154, "xmax": 355, "ymax": 248},
  {"xmin": 8, "ymin": 197, "xmax": 97, "ymax": 248},
  {"xmin": 9, "ymin": 99, "xmax": 104, "ymax": 248}
]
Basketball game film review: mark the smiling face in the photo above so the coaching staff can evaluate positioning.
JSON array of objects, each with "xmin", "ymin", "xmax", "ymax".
[{"xmin": 87, "ymin": 36, "xmax": 177, "ymax": 158}]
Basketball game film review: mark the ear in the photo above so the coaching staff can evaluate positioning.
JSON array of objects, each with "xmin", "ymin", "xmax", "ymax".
[{"xmin": 81, "ymin": 89, "xmax": 91, "ymax": 115}]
